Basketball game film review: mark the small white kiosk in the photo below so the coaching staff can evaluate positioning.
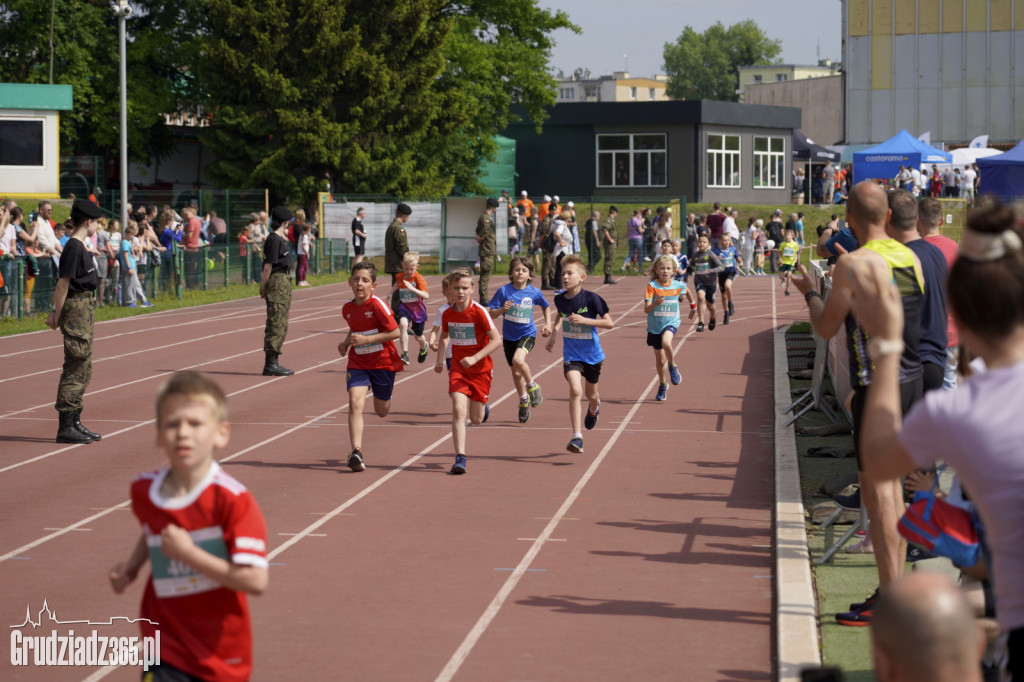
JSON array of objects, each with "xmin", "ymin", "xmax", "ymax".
[{"xmin": 0, "ymin": 83, "xmax": 73, "ymax": 197}]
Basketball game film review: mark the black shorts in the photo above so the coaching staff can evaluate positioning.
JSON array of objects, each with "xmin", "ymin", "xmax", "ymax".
[
  {"xmin": 353, "ymin": 242, "xmax": 365, "ymax": 255},
  {"xmin": 779, "ymin": 263, "xmax": 794, "ymax": 273},
  {"xmin": 851, "ymin": 379, "xmax": 923, "ymax": 471},
  {"xmin": 563, "ymin": 360, "xmax": 602, "ymax": 384},
  {"xmin": 717, "ymin": 270, "xmax": 737, "ymax": 288},
  {"xmin": 503, "ymin": 336, "xmax": 535, "ymax": 366},
  {"xmin": 397, "ymin": 310, "xmax": 425, "ymax": 337},
  {"xmin": 695, "ymin": 281, "xmax": 717, "ymax": 304},
  {"xmin": 646, "ymin": 326, "xmax": 678, "ymax": 349}
]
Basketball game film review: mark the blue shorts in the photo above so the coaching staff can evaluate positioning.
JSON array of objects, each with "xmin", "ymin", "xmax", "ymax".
[
  {"xmin": 397, "ymin": 310, "xmax": 426, "ymax": 337},
  {"xmin": 695, "ymin": 281, "xmax": 717, "ymax": 303},
  {"xmin": 346, "ymin": 369, "xmax": 397, "ymax": 401},
  {"xmin": 646, "ymin": 326, "xmax": 678, "ymax": 349}
]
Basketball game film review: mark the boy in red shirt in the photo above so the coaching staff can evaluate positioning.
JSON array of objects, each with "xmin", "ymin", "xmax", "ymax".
[
  {"xmin": 433, "ymin": 270, "xmax": 502, "ymax": 474},
  {"xmin": 109, "ymin": 371, "xmax": 269, "ymax": 682},
  {"xmin": 338, "ymin": 261, "xmax": 404, "ymax": 471}
]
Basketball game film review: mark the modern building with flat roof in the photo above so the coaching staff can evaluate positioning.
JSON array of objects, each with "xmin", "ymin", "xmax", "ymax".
[
  {"xmin": 554, "ymin": 72, "xmax": 670, "ymax": 104},
  {"xmin": 0, "ymin": 83, "xmax": 73, "ymax": 197}
]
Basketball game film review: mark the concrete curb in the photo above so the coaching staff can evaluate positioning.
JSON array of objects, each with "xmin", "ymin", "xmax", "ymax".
[{"xmin": 774, "ymin": 328, "xmax": 822, "ymax": 680}]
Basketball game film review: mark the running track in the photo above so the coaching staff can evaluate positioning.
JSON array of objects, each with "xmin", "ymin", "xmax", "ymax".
[{"xmin": 1, "ymin": 275, "xmax": 805, "ymax": 681}]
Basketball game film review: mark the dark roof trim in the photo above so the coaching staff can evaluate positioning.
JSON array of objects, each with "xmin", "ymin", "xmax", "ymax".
[{"xmin": 508, "ymin": 100, "xmax": 801, "ymax": 130}]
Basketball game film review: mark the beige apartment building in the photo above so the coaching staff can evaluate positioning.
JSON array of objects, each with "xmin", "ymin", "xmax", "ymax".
[{"xmin": 554, "ymin": 72, "xmax": 671, "ymax": 103}]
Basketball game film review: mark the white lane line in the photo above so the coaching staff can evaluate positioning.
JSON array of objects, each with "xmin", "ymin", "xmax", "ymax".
[{"xmin": 434, "ymin": 372, "xmax": 662, "ymax": 682}]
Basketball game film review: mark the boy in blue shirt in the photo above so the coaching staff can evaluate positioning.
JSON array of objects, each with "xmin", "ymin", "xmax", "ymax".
[
  {"xmin": 545, "ymin": 255, "xmax": 614, "ymax": 453},
  {"xmin": 713, "ymin": 233, "xmax": 740, "ymax": 324},
  {"xmin": 489, "ymin": 256, "xmax": 553, "ymax": 423}
]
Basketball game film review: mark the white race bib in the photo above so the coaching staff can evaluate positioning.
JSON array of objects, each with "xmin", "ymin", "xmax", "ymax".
[{"xmin": 353, "ymin": 328, "xmax": 383, "ymax": 355}]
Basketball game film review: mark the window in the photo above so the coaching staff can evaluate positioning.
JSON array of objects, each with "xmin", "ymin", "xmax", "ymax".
[
  {"xmin": 585, "ymin": 86, "xmax": 599, "ymax": 99},
  {"xmin": 0, "ymin": 119, "xmax": 44, "ymax": 167},
  {"xmin": 558, "ymin": 87, "xmax": 575, "ymax": 101},
  {"xmin": 706, "ymin": 134, "xmax": 740, "ymax": 188},
  {"xmin": 648, "ymin": 88, "xmax": 656, "ymax": 101},
  {"xmin": 629, "ymin": 86, "xmax": 637, "ymax": 100},
  {"xmin": 776, "ymin": 73, "xmax": 788, "ymax": 82},
  {"xmin": 597, "ymin": 134, "xmax": 667, "ymax": 188},
  {"xmin": 753, "ymin": 136, "xmax": 786, "ymax": 189},
  {"xmin": 753, "ymin": 75, "xmax": 763, "ymax": 83}
]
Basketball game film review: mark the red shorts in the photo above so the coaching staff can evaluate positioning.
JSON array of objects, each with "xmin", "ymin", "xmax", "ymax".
[{"xmin": 449, "ymin": 369, "xmax": 492, "ymax": 403}]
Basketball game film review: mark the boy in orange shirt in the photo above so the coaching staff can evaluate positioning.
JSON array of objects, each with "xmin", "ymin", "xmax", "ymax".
[
  {"xmin": 390, "ymin": 251, "xmax": 430, "ymax": 364},
  {"xmin": 433, "ymin": 270, "xmax": 502, "ymax": 474}
]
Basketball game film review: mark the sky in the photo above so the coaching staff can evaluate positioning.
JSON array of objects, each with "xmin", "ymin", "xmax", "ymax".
[{"xmin": 540, "ymin": 0, "xmax": 843, "ymax": 78}]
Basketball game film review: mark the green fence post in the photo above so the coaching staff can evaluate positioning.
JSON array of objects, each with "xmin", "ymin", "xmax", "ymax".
[
  {"xmin": 202, "ymin": 249, "xmax": 209, "ymax": 291},
  {"xmin": 245, "ymin": 251, "xmax": 251, "ymax": 285},
  {"xmin": 16, "ymin": 259, "xmax": 25, "ymax": 321},
  {"xmin": 329, "ymin": 240, "xmax": 335, "ymax": 274},
  {"xmin": 224, "ymin": 246, "xmax": 230, "ymax": 289},
  {"xmin": 176, "ymin": 249, "xmax": 184, "ymax": 300}
]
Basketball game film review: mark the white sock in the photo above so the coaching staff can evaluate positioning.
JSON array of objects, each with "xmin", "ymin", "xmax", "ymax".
[
  {"xmin": 573, "ymin": 432, "xmax": 583, "ymax": 439},
  {"xmin": 527, "ymin": 381, "xmax": 537, "ymax": 388},
  {"xmin": 520, "ymin": 393, "xmax": 529, "ymax": 402}
]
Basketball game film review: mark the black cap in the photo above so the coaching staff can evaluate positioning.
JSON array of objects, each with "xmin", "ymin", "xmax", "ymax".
[
  {"xmin": 71, "ymin": 199, "xmax": 102, "ymax": 220},
  {"xmin": 486, "ymin": 197, "xmax": 499, "ymax": 208},
  {"xmin": 396, "ymin": 203, "xmax": 412, "ymax": 216},
  {"xmin": 271, "ymin": 206, "xmax": 292, "ymax": 224}
]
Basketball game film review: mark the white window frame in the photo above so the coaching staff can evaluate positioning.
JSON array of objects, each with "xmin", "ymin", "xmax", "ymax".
[
  {"xmin": 753, "ymin": 136, "xmax": 786, "ymax": 189},
  {"xmin": 595, "ymin": 133, "xmax": 668, "ymax": 188},
  {"xmin": 705, "ymin": 133, "xmax": 741, "ymax": 189},
  {"xmin": 629, "ymin": 86, "xmax": 637, "ymax": 100},
  {"xmin": 648, "ymin": 88, "xmax": 655, "ymax": 101},
  {"xmin": 0, "ymin": 116, "xmax": 46, "ymax": 168}
]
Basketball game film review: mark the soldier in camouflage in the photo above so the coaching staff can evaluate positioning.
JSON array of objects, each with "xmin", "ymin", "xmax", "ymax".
[
  {"xmin": 602, "ymin": 206, "xmax": 619, "ymax": 285},
  {"xmin": 261, "ymin": 206, "xmax": 295, "ymax": 376},
  {"xmin": 48, "ymin": 199, "xmax": 104, "ymax": 443},
  {"xmin": 538, "ymin": 202, "xmax": 556, "ymax": 290},
  {"xmin": 475, "ymin": 197, "xmax": 499, "ymax": 303},
  {"xmin": 385, "ymin": 203, "xmax": 412, "ymax": 311}
]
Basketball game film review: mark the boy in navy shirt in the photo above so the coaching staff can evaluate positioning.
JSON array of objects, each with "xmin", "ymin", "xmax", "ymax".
[{"xmin": 545, "ymin": 255, "xmax": 614, "ymax": 453}]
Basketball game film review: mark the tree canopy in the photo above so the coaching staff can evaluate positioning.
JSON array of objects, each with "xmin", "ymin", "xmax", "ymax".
[{"xmin": 662, "ymin": 20, "xmax": 782, "ymax": 102}]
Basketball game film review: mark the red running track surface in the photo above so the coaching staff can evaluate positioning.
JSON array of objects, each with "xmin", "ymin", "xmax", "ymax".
[{"xmin": 0, "ymin": 274, "xmax": 806, "ymax": 681}]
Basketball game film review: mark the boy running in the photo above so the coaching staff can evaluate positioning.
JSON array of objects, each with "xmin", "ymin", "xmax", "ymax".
[
  {"xmin": 778, "ymin": 229, "xmax": 801, "ymax": 296},
  {"xmin": 488, "ymin": 257, "xmax": 553, "ymax": 422},
  {"xmin": 434, "ymin": 271, "xmax": 502, "ymax": 474},
  {"xmin": 428, "ymin": 273, "xmax": 459, "ymax": 371},
  {"xmin": 645, "ymin": 255, "xmax": 696, "ymax": 401},
  {"xmin": 110, "ymin": 371, "xmax": 268, "ymax": 682},
  {"xmin": 545, "ymin": 255, "xmax": 614, "ymax": 453},
  {"xmin": 390, "ymin": 251, "xmax": 429, "ymax": 364},
  {"xmin": 690, "ymin": 234, "xmax": 724, "ymax": 332},
  {"xmin": 713, "ymin": 233, "xmax": 740, "ymax": 323},
  {"xmin": 338, "ymin": 262, "xmax": 404, "ymax": 472}
]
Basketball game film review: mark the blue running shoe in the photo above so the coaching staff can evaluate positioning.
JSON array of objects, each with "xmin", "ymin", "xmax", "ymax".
[
  {"xmin": 584, "ymin": 404, "xmax": 599, "ymax": 430},
  {"xmin": 567, "ymin": 437, "xmax": 584, "ymax": 453},
  {"xmin": 125, "ymin": 302, "xmax": 139, "ymax": 308},
  {"xmin": 141, "ymin": 301, "xmax": 155, "ymax": 308},
  {"xmin": 655, "ymin": 383, "xmax": 668, "ymax": 401},
  {"xmin": 669, "ymin": 365, "xmax": 681, "ymax": 385},
  {"xmin": 482, "ymin": 404, "xmax": 490, "ymax": 423},
  {"xmin": 451, "ymin": 455, "xmax": 467, "ymax": 474}
]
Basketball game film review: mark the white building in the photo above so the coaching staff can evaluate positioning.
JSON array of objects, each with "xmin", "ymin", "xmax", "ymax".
[
  {"xmin": 554, "ymin": 72, "xmax": 671, "ymax": 103},
  {"xmin": 0, "ymin": 83, "xmax": 73, "ymax": 198}
]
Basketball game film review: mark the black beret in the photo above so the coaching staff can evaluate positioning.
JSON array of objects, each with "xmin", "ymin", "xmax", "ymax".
[
  {"xmin": 486, "ymin": 197, "xmax": 499, "ymax": 208},
  {"xmin": 270, "ymin": 205, "xmax": 292, "ymax": 223},
  {"xmin": 72, "ymin": 199, "xmax": 102, "ymax": 220},
  {"xmin": 396, "ymin": 203, "xmax": 412, "ymax": 216}
]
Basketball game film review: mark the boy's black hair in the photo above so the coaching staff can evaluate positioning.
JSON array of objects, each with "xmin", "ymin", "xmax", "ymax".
[{"xmin": 351, "ymin": 261, "xmax": 377, "ymax": 281}]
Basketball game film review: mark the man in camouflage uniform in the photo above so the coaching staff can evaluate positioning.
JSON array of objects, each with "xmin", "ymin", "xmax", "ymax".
[
  {"xmin": 475, "ymin": 197, "xmax": 498, "ymax": 303},
  {"xmin": 538, "ymin": 203, "xmax": 556, "ymax": 290},
  {"xmin": 261, "ymin": 206, "xmax": 295, "ymax": 376},
  {"xmin": 601, "ymin": 205, "xmax": 619, "ymax": 285},
  {"xmin": 385, "ymin": 203, "xmax": 412, "ymax": 311}
]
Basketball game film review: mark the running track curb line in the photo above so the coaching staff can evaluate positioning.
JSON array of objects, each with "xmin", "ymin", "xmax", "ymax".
[{"xmin": 774, "ymin": 327, "xmax": 822, "ymax": 679}]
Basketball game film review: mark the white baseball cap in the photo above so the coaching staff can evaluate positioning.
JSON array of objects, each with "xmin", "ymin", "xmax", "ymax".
[
  {"xmin": 554, "ymin": 195, "xmax": 560, "ymax": 202},
  {"xmin": 543, "ymin": 195, "xmax": 551, "ymax": 202},
  {"xmin": 567, "ymin": 201, "xmax": 574, "ymax": 208},
  {"xmin": 521, "ymin": 190, "xmax": 527, "ymax": 196}
]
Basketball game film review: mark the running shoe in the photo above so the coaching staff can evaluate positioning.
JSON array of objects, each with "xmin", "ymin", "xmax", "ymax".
[
  {"xmin": 451, "ymin": 454, "xmax": 467, "ymax": 474},
  {"xmin": 400, "ymin": 351, "xmax": 410, "ymax": 365},
  {"xmin": 655, "ymin": 383, "xmax": 668, "ymax": 401},
  {"xmin": 728, "ymin": 301, "xmax": 735, "ymax": 315},
  {"xmin": 708, "ymin": 317, "xmax": 717, "ymax": 331},
  {"xmin": 584, "ymin": 404, "xmax": 599, "ymax": 430},
  {"xmin": 669, "ymin": 364, "xmax": 681, "ymax": 385},
  {"xmin": 141, "ymin": 301, "xmax": 155, "ymax": 308},
  {"xmin": 849, "ymin": 588, "xmax": 879, "ymax": 613},
  {"xmin": 696, "ymin": 322, "xmax": 705, "ymax": 332},
  {"xmin": 833, "ymin": 489, "xmax": 861, "ymax": 511},
  {"xmin": 785, "ymin": 290, "xmax": 791, "ymax": 296},
  {"xmin": 125, "ymin": 302, "xmax": 139, "ymax": 308},
  {"xmin": 723, "ymin": 312, "xmax": 730, "ymax": 325},
  {"xmin": 418, "ymin": 348, "xmax": 428, "ymax": 363},
  {"xmin": 518, "ymin": 399, "xmax": 530, "ymax": 423},
  {"xmin": 567, "ymin": 437, "xmax": 584, "ymax": 453},
  {"xmin": 482, "ymin": 404, "xmax": 490, "ymax": 423},
  {"xmin": 527, "ymin": 383, "xmax": 543, "ymax": 407},
  {"xmin": 835, "ymin": 607, "xmax": 872, "ymax": 627},
  {"xmin": 347, "ymin": 449, "xmax": 366, "ymax": 472}
]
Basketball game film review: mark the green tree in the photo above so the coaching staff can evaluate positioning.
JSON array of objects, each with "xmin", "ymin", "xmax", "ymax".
[{"xmin": 663, "ymin": 20, "xmax": 781, "ymax": 102}]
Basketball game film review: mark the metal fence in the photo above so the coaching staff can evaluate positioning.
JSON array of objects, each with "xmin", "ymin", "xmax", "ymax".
[
  {"xmin": 0, "ymin": 238, "xmax": 349, "ymax": 321},
  {"xmin": 935, "ymin": 198, "xmax": 968, "ymax": 243}
]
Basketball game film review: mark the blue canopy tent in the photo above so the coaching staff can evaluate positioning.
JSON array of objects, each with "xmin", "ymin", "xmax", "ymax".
[
  {"xmin": 978, "ymin": 141, "xmax": 1024, "ymax": 201},
  {"xmin": 853, "ymin": 129, "xmax": 952, "ymax": 183}
]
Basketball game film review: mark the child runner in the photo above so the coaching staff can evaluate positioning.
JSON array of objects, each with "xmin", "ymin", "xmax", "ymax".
[
  {"xmin": 296, "ymin": 222, "xmax": 311, "ymax": 286},
  {"xmin": 433, "ymin": 270, "xmax": 502, "ymax": 474},
  {"xmin": 713, "ymin": 233, "xmax": 740, "ymax": 323},
  {"xmin": 109, "ymin": 371, "xmax": 269, "ymax": 682},
  {"xmin": 778, "ymin": 228, "xmax": 801, "ymax": 296},
  {"xmin": 545, "ymin": 255, "xmax": 614, "ymax": 453},
  {"xmin": 337, "ymin": 262, "xmax": 404, "ymax": 472},
  {"xmin": 391, "ymin": 251, "xmax": 430, "ymax": 365},
  {"xmin": 671, "ymin": 239, "xmax": 690, "ymax": 284},
  {"xmin": 488, "ymin": 256, "xmax": 553, "ymax": 422},
  {"xmin": 428, "ymin": 273, "xmax": 459, "ymax": 371},
  {"xmin": 690, "ymin": 234, "xmax": 724, "ymax": 332},
  {"xmin": 645, "ymin": 255, "xmax": 696, "ymax": 401}
]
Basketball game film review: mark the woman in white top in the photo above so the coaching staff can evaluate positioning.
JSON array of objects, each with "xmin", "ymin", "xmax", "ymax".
[{"xmin": 552, "ymin": 210, "xmax": 573, "ymax": 286}]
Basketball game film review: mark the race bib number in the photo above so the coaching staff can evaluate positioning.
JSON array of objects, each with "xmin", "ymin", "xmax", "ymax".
[
  {"xmin": 722, "ymin": 254, "xmax": 735, "ymax": 268},
  {"xmin": 654, "ymin": 299, "xmax": 679, "ymax": 318},
  {"xmin": 399, "ymin": 288, "xmax": 419, "ymax": 303},
  {"xmin": 353, "ymin": 328, "xmax": 383, "ymax": 355},
  {"xmin": 504, "ymin": 300, "xmax": 533, "ymax": 324},
  {"xmin": 783, "ymin": 246, "xmax": 796, "ymax": 258},
  {"xmin": 148, "ymin": 527, "xmax": 227, "ymax": 598},
  {"xmin": 448, "ymin": 322, "xmax": 477, "ymax": 346},
  {"xmin": 695, "ymin": 261, "xmax": 710, "ymax": 274},
  {"xmin": 561, "ymin": 317, "xmax": 593, "ymax": 340}
]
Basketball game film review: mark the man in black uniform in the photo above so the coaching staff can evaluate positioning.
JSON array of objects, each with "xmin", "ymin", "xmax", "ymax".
[
  {"xmin": 48, "ymin": 199, "xmax": 103, "ymax": 443},
  {"xmin": 351, "ymin": 207, "xmax": 367, "ymax": 265},
  {"xmin": 261, "ymin": 206, "xmax": 295, "ymax": 376}
]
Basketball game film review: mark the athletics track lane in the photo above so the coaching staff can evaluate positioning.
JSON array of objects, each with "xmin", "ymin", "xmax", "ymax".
[{"xmin": 0, "ymin": 275, "xmax": 807, "ymax": 681}]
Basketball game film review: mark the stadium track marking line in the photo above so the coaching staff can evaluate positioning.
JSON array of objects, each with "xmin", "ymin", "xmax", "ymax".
[
  {"xmin": 434, "ymin": 370, "xmax": 663, "ymax": 682},
  {"xmin": 0, "ymin": 307, "xmax": 347, "ymax": 421}
]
